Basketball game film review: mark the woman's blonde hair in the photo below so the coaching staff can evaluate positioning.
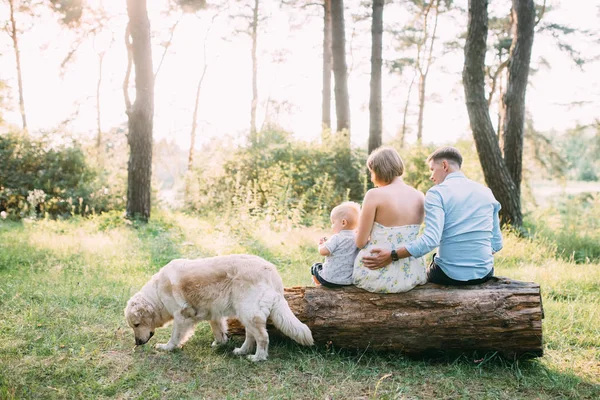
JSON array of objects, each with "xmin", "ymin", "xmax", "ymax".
[{"xmin": 366, "ymin": 146, "xmax": 404, "ymax": 184}]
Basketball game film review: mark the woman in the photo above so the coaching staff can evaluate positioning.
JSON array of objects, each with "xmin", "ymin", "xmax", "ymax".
[{"xmin": 353, "ymin": 146, "xmax": 427, "ymax": 293}]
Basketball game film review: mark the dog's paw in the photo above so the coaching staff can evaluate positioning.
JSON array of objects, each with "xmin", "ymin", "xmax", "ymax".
[
  {"xmin": 155, "ymin": 343, "xmax": 176, "ymax": 351},
  {"xmin": 211, "ymin": 334, "xmax": 228, "ymax": 347},
  {"xmin": 233, "ymin": 347, "xmax": 248, "ymax": 355},
  {"xmin": 247, "ymin": 354, "xmax": 267, "ymax": 362}
]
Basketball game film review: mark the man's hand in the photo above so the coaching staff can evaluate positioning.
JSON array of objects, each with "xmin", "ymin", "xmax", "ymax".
[
  {"xmin": 362, "ymin": 248, "xmax": 392, "ymax": 270},
  {"xmin": 318, "ymin": 237, "xmax": 327, "ymax": 245}
]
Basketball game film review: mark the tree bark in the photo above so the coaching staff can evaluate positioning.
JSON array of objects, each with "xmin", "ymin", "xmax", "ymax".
[
  {"xmin": 154, "ymin": 14, "xmax": 182, "ymax": 81},
  {"xmin": 497, "ymin": 68, "xmax": 506, "ymax": 150},
  {"xmin": 416, "ymin": 73, "xmax": 426, "ymax": 145},
  {"xmin": 125, "ymin": 0, "xmax": 154, "ymax": 222},
  {"xmin": 8, "ymin": 0, "xmax": 27, "ymax": 131},
  {"xmin": 415, "ymin": 0, "xmax": 441, "ymax": 145},
  {"xmin": 463, "ymin": 0, "xmax": 522, "ymax": 227},
  {"xmin": 331, "ymin": 0, "xmax": 351, "ymax": 146},
  {"xmin": 96, "ymin": 52, "xmax": 105, "ymax": 150},
  {"xmin": 321, "ymin": 0, "xmax": 333, "ymax": 136},
  {"xmin": 123, "ymin": 23, "xmax": 133, "ymax": 113},
  {"xmin": 503, "ymin": 0, "xmax": 535, "ymax": 203},
  {"xmin": 368, "ymin": 0, "xmax": 383, "ymax": 154},
  {"xmin": 497, "ymin": 11, "xmax": 516, "ymax": 153},
  {"xmin": 228, "ymin": 278, "xmax": 543, "ymax": 358},
  {"xmin": 399, "ymin": 74, "xmax": 416, "ymax": 148},
  {"xmin": 188, "ymin": 23, "xmax": 213, "ymax": 173},
  {"xmin": 250, "ymin": 0, "xmax": 259, "ymax": 144},
  {"xmin": 188, "ymin": 66, "xmax": 207, "ymax": 173}
]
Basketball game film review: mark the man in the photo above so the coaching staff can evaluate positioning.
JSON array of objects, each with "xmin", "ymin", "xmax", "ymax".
[{"xmin": 362, "ymin": 147, "xmax": 503, "ymax": 285}]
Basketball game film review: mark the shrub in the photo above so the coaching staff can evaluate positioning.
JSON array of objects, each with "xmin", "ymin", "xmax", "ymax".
[
  {"xmin": 0, "ymin": 131, "xmax": 122, "ymax": 219},
  {"xmin": 185, "ymin": 129, "xmax": 367, "ymax": 227}
]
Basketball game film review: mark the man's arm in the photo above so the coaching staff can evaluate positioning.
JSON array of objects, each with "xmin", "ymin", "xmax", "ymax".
[
  {"xmin": 404, "ymin": 190, "xmax": 445, "ymax": 258},
  {"xmin": 491, "ymin": 201, "xmax": 503, "ymax": 253},
  {"xmin": 361, "ymin": 247, "xmax": 410, "ymax": 269}
]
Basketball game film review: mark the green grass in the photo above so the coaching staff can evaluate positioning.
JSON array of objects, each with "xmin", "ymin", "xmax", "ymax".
[{"xmin": 1, "ymin": 212, "xmax": 599, "ymax": 399}]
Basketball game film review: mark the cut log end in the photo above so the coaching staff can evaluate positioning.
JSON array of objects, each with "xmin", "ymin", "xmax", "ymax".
[{"xmin": 228, "ymin": 277, "xmax": 543, "ymax": 359}]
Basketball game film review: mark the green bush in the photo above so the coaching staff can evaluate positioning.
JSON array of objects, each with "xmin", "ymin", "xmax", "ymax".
[
  {"xmin": 185, "ymin": 129, "xmax": 367, "ymax": 227},
  {"xmin": 0, "ymin": 132, "xmax": 122, "ymax": 219}
]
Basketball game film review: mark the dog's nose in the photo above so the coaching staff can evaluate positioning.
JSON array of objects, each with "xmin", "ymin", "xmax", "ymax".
[{"xmin": 135, "ymin": 337, "xmax": 145, "ymax": 346}]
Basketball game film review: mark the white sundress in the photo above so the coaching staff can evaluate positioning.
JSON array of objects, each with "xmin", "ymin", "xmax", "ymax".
[{"xmin": 353, "ymin": 222, "xmax": 427, "ymax": 293}]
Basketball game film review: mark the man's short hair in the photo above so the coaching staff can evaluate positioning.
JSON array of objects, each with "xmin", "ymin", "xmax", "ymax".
[
  {"xmin": 331, "ymin": 201, "xmax": 361, "ymax": 229},
  {"xmin": 367, "ymin": 146, "xmax": 405, "ymax": 184},
  {"xmin": 426, "ymin": 147, "xmax": 463, "ymax": 168}
]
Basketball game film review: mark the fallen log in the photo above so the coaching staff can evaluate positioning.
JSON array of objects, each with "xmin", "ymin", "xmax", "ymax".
[{"xmin": 228, "ymin": 277, "xmax": 543, "ymax": 358}]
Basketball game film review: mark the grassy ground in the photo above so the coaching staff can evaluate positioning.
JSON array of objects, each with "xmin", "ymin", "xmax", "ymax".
[{"xmin": 0, "ymin": 211, "xmax": 599, "ymax": 399}]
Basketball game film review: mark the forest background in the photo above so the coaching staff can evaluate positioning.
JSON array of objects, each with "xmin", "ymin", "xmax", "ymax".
[{"xmin": 0, "ymin": 0, "xmax": 599, "ymax": 398}]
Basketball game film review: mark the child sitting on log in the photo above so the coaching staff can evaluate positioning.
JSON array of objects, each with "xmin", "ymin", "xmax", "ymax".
[{"xmin": 311, "ymin": 202, "xmax": 361, "ymax": 288}]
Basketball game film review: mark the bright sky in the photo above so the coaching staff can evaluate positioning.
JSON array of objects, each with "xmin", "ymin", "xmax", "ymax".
[{"xmin": 1, "ymin": 0, "xmax": 598, "ymax": 150}]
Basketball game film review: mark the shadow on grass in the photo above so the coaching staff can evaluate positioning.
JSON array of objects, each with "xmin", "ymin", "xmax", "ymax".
[{"xmin": 266, "ymin": 338, "xmax": 600, "ymax": 398}]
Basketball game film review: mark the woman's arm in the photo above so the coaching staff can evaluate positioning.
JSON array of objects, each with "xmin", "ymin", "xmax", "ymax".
[{"xmin": 355, "ymin": 189, "xmax": 377, "ymax": 248}]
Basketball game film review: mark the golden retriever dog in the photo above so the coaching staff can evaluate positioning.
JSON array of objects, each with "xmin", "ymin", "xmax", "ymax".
[{"xmin": 124, "ymin": 254, "xmax": 313, "ymax": 361}]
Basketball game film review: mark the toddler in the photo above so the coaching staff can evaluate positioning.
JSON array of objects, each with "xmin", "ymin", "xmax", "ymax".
[{"xmin": 311, "ymin": 201, "xmax": 360, "ymax": 288}]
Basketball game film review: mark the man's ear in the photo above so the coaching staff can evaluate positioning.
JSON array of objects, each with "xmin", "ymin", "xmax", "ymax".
[
  {"xmin": 341, "ymin": 219, "xmax": 348, "ymax": 227},
  {"xmin": 442, "ymin": 160, "xmax": 449, "ymax": 171}
]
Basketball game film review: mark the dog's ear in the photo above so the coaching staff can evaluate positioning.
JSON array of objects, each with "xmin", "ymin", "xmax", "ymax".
[{"xmin": 127, "ymin": 294, "xmax": 154, "ymax": 319}]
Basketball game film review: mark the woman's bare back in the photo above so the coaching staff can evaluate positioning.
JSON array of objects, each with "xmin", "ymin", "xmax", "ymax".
[{"xmin": 371, "ymin": 180, "xmax": 424, "ymax": 227}]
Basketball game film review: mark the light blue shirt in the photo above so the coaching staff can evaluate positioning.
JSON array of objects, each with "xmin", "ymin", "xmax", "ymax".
[{"xmin": 405, "ymin": 172, "xmax": 503, "ymax": 281}]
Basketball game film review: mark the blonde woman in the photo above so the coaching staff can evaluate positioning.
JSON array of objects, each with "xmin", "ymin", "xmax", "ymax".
[{"xmin": 352, "ymin": 146, "xmax": 427, "ymax": 293}]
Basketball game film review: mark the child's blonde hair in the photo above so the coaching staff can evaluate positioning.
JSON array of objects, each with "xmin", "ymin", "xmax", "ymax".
[
  {"xmin": 366, "ymin": 146, "xmax": 404, "ymax": 184},
  {"xmin": 331, "ymin": 201, "xmax": 361, "ymax": 230}
]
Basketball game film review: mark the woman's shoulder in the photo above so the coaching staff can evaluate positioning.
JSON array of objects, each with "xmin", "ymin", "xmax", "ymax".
[
  {"xmin": 364, "ymin": 187, "xmax": 383, "ymax": 200},
  {"xmin": 412, "ymin": 185, "xmax": 426, "ymax": 199}
]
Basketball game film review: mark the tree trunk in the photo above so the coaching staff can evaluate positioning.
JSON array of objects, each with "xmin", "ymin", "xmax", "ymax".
[
  {"xmin": 497, "ymin": 11, "xmax": 516, "ymax": 153},
  {"xmin": 331, "ymin": 0, "xmax": 351, "ymax": 147},
  {"xmin": 188, "ymin": 66, "xmax": 207, "ymax": 173},
  {"xmin": 463, "ymin": 0, "xmax": 522, "ymax": 227},
  {"xmin": 415, "ymin": 0, "xmax": 441, "ymax": 146},
  {"xmin": 416, "ymin": 73, "xmax": 426, "ymax": 145},
  {"xmin": 368, "ymin": 0, "xmax": 383, "ymax": 154},
  {"xmin": 250, "ymin": 0, "xmax": 259, "ymax": 144},
  {"xmin": 503, "ymin": 0, "xmax": 535, "ymax": 204},
  {"xmin": 321, "ymin": 0, "xmax": 333, "ymax": 137},
  {"xmin": 497, "ymin": 67, "xmax": 506, "ymax": 149},
  {"xmin": 8, "ymin": 0, "xmax": 27, "ymax": 131},
  {"xmin": 154, "ymin": 15, "xmax": 182, "ymax": 81},
  {"xmin": 96, "ymin": 52, "xmax": 105, "ymax": 150},
  {"xmin": 228, "ymin": 278, "xmax": 543, "ymax": 358},
  {"xmin": 123, "ymin": 23, "xmax": 133, "ymax": 113},
  {"xmin": 125, "ymin": 0, "xmax": 154, "ymax": 222},
  {"xmin": 399, "ymin": 74, "xmax": 416, "ymax": 148}
]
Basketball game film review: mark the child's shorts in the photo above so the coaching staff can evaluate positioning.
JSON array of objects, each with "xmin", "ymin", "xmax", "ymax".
[{"xmin": 310, "ymin": 263, "xmax": 350, "ymax": 288}]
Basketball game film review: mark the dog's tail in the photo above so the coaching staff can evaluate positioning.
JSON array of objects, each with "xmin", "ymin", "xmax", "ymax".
[{"xmin": 270, "ymin": 295, "xmax": 314, "ymax": 346}]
